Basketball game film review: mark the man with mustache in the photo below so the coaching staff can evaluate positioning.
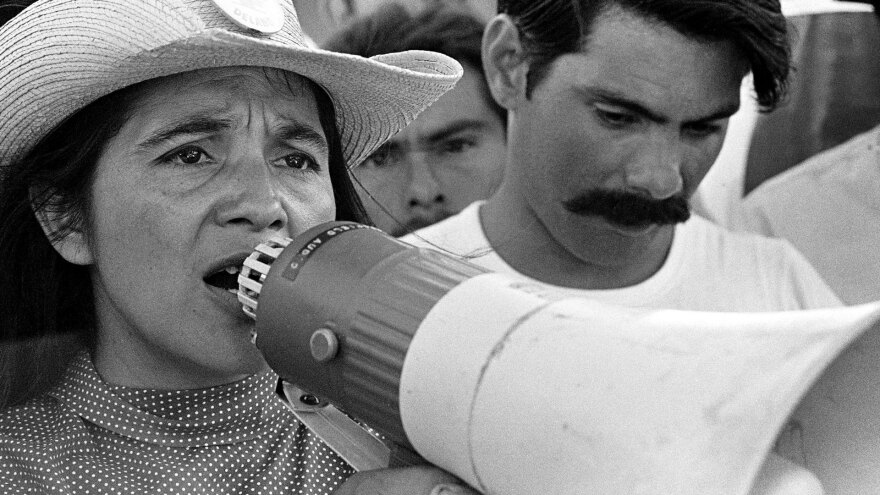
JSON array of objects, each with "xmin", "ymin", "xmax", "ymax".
[{"xmin": 404, "ymin": 0, "xmax": 841, "ymax": 311}]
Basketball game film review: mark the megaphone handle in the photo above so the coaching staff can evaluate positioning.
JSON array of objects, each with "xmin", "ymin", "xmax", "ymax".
[{"xmin": 278, "ymin": 380, "xmax": 392, "ymax": 471}]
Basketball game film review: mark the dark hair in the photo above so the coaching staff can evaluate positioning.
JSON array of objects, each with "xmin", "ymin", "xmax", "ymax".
[
  {"xmin": 0, "ymin": 1, "xmax": 35, "ymax": 25},
  {"xmin": 323, "ymin": 1, "xmax": 506, "ymax": 125},
  {"xmin": 0, "ymin": 69, "xmax": 366, "ymax": 406},
  {"xmin": 497, "ymin": 0, "xmax": 791, "ymax": 111}
]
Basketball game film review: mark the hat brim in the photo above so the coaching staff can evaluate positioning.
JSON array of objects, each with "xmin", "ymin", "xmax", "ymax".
[{"xmin": 0, "ymin": 30, "xmax": 461, "ymax": 170}]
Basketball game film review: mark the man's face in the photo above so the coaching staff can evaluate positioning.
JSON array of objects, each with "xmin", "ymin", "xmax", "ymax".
[
  {"xmin": 353, "ymin": 64, "xmax": 506, "ymax": 236},
  {"xmin": 503, "ymin": 9, "xmax": 746, "ymax": 266},
  {"xmin": 75, "ymin": 67, "xmax": 336, "ymax": 388}
]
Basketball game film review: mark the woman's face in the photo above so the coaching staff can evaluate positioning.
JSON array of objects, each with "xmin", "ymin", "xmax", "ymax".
[{"xmin": 64, "ymin": 67, "xmax": 336, "ymax": 389}]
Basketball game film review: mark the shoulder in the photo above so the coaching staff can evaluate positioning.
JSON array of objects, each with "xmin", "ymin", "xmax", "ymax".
[
  {"xmin": 0, "ymin": 394, "xmax": 83, "ymax": 451},
  {"xmin": 684, "ymin": 215, "xmax": 807, "ymax": 266},
  {"xmin": 745, "ymin": 124, "xmax": 880, "ymax": 207},
  {"xmin": 737, "ymin": 125, "xmax": 880, "ymax": 236},
  {"xmin": 401, "ymin": 201, "xmax": 485, "ymax": 253},
  {"xmin": 676, "ymin": 216, "xmax": 841, "ymax": 309},
  {"xmin": 0, "ymin": 395, "xmax": 89, "ymax": 492}
]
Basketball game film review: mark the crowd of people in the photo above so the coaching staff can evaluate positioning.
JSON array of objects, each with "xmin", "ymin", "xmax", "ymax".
[{"xmin": 0, "ymin": 0, "xmax": 877, "ymax": 493}]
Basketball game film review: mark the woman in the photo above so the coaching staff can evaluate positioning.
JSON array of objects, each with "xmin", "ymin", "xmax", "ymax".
[{"xmin": 0, "ymin": 1, "xmax": 473, "ymax": 493}]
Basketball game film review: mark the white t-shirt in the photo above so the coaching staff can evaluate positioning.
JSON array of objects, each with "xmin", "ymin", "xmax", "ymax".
[
  {"xmin": 402, "ymin": 202, "xmax": 841, "ymax": 312},
  {"xmin": 736, "ymin": 124, "xmax": 880, "ymax": 305}
]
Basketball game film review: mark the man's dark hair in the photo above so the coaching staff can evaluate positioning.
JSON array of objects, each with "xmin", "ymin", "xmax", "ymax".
[
  {"xmin": 865, "ymin": 0, "xmax": 879, "ymax": 21},
  {"xmin": 323, "ymin": 1, "xmax": 506, "ymax": 124},
  {"xmin": 497, "ymin": 0, "xmax": 791, "ymax": 112}
]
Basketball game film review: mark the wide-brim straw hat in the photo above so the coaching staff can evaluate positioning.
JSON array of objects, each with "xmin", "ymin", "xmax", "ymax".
[{"xmin": 0, "ymin": 0, "xmax": 462, "ymax": 170}]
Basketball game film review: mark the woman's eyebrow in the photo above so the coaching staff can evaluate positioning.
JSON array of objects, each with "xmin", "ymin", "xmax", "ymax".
[{"xmin": 136, "ymin": 115, "xmax": 235, "ymax": 150}]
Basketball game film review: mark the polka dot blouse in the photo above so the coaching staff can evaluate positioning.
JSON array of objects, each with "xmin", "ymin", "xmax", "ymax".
[{"xmin": 0, "ymin": 351, "xmax": 355, "ymax": 493}]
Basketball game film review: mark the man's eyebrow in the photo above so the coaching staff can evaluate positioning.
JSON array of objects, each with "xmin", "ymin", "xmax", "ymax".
[
  {"xmin": 691, "ymin": 102, "xmax": 740, "ymax": 123},
  {"xmin": 589, "ymin": 87, "xmax": 669, "ymax": 124},
  {"xmin": 137, "ymin": 115, "xmax": 234, "ymax": 150},
  {"xmin": 423, "ymin": 120, "xmax": 490, "ymax": 146},
  {"xmin": 276, "ymin": 121, "xmax": 329, "ymax": 154},
  {"xmin": 586, "ymin": 87, "xmax": 740, "ymax": 124}
]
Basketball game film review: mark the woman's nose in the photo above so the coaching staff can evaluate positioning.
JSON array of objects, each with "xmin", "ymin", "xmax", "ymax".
[{"xmin": 213, "ymin": 156, "xmax": 288, "ymax": 232}]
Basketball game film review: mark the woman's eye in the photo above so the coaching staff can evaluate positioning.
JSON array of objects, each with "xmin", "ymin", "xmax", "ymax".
[
  {"xmin": 282, "ymin": 152, "xmax": 319, "ymax": 171},
  {"xmin": 162, "ymin": 146, "xmax": 209, "ymax": 166}
]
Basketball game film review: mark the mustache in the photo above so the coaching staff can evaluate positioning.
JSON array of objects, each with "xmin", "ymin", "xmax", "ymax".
[{"xmin": 563, "ymin": 189, "xmax": 690, "ymax": 227}]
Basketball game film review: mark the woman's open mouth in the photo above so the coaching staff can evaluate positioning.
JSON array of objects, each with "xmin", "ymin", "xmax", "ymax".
[
  {"xmin": 204, "ymin": 265, "xmax": 242, "ymax": 296},
  {"xmin": 203, "ymin": 259, "xmax": 256, "ymax": 326}
]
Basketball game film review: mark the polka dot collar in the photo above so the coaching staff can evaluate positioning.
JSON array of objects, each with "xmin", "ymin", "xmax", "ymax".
[{"xmin": 48, "ymin": 351, "xmax": 287, "ymax": 448}]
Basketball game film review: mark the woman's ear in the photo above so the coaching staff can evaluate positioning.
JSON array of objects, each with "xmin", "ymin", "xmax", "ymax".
[
  {"xmin": 481, "ymin": 14, "xmax": 530, "ymax": 111},
  {"xmin": 30, "ymin": 187, "xmax": 93, "ymax": 265}
]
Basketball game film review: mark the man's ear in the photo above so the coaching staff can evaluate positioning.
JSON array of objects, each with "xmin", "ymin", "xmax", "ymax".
[
  {"xmin": 30, "ymin": 187, "xmax": 93, "ymax": 265},
  {"xmin": 482, "ymin": 14, "xmax": 530, "ymax": 111}
]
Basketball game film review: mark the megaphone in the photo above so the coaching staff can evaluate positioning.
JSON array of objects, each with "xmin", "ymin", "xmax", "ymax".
[{"xmin": 237, "ymin": 221, "xmax": 880, "ymax": 495}]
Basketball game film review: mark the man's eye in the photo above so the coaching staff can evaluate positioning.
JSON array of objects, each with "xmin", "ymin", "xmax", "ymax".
[
  {"xmin": 684, "ymin": 123, "xmax": 722, "ymax": 138},
  {"xmin": 362, "ymin": 145, "xmax": 395, "ymax": 168},
  {"xmin": 438, "ymin": 138, "xmax": 475, "ymax": 155},
  {"xmin": 362, "ymin": 154, "xmax": 387, "ymax": 169},
  {"xmin": 163, "ymin": 146, "xmax": 209, "ymax": 166},
  {"xmin": 282, "ymin": 153, "xmax": 319, "ymax": 171},
  {"xmin": 597, "ymin": 108, "xmax": 637, "ymax": 127}
]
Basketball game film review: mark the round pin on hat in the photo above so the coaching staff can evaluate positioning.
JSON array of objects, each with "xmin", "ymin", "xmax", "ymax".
[{"xmin": 210, "ymin": 0, "xmax": 285, "ymax": 33}]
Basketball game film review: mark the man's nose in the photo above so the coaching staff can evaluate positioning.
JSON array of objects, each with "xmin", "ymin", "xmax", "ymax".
[
  {"xmin": 406, "ymin": 154, "xmax": 445, "ymax": 208},
  {"xmin": 214, "ymin": 154, "xmax": 288, "ymax": 232},
  {"xmin": 625, "ymin": 136, "xmax": 685, "ymax": 200}
]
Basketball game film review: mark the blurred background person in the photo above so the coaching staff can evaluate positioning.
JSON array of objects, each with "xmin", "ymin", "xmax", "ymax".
[
  {"xmin": 294, "ymin": 0, "xmax": 496, "ymax": 46},
  {"xmin": 324, "ymin": 2, "xmax": 507, "ymax": 236},
  {"xmin": 736, "ymin": 1, "xmax": 879, "ymax": 305},
  {"xmin": 691, "ymin": 0, "xmax": 880, "ymax": 227}
]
